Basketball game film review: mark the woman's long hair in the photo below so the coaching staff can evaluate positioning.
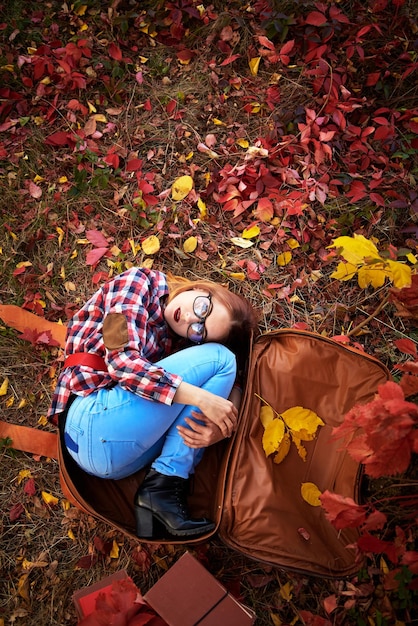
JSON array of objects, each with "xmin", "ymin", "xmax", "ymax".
[{"xmin": 166, "ymin": 274, "xmax": 259, "ymax": 373}]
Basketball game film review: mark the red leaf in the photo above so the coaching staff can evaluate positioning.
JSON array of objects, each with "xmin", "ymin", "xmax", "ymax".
[
  {"xmin": 362, "ymin": 509, "xmax": 387, "ymax": 531},
  {"xmin": 401, "ymin": 551, "xmax": 418, "ymax": 574},
  {"xmin": 45, "ymin": 131, "xmax": 70, "ymax": 146},
  {"xmin": 10, "ymin": 502, "xmax": 25, "ymax": 521},
  {"xmin": 369, "ymin": 193, "xmax": 385, "ymax": 206},
  {"xmin": 126, "ymin": 158, "xmax": 143, "ymax": 172},
  {"xmin": 253, "ymin": 197, "xmax": 274, "ymax": 221},
  {"xmin": 177, "ymin": 49, "xmax": 195, "ymax": 63},
  {"xmin": 346, "ymin": 181, "xmax": 367, "ymax": 202},
  {"xmin": 29, "ymin": 181, "xmax": 42, "ymax": 199},
  {"xmin": 166, "ymin": 99, "xmax": 177, "ymax": 114},
  {"xmin": 220, "ymin": 54, "xmax": 241, "ymax": 66},
  {"xmin": 75, "ymin": 555, "xmax": 99, "ymax": 570},
  {"xmin": 86, "ymin": 247, "xmax": 109, "ymax": 267},
  {"xmin": 103, "ymin": 152, "xmax": 120, "ymax": 168},
  {"xmin": 24, "ymin": 478, "xmax": 36, "ymax": 496},
  {"xmin": 394, "ymin": 338, "xmax": 417, "ymax": 356},
  {"xmin": 320, "ymin": 490, "xmax": 367, "ymax": 529},
  {"xmin": 299, "ymin": 610, "xmax": 332, "ymax": 626},
  {"xmin": 323, "ymin": 594, "xmax": 338, "ymax": 615},
  {"xmin": 400, "ymin": 374, "xmax": 418, "ymax": 398},
  {"xmin": 108, "ymin": 42, "xmax": 123, "ymax": 61},
  {"xmin": 86, "ymin": 229, "xmax": 109, "ymax": 248},
  {"xmin": 93, "ymin": 536, "xmax": 112, "ymax": 555},
  {"xmin": 280, "ymin": 40, "xmax": 295, "ymax": 56},
  {"xmin": 357, "ymin": 534, "xmax": 398, "ymax": 563},
  {"xmin": 258, "ymin": 35, "xmax": 275, "ymax": 51},
  {"xmin": 305, "ymin": 11, "xmax": 328, "ymax": 26}
]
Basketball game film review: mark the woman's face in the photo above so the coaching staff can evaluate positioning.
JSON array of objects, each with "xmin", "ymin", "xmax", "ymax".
[{"xmin": 164, "ymin": 289, "xmax": 231, "ymax": 343}]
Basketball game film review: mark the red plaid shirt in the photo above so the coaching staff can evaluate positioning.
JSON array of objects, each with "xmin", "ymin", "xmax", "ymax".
[{"xmin": 48, "ymin": 267, "xmax": 182, "ymax": 421}]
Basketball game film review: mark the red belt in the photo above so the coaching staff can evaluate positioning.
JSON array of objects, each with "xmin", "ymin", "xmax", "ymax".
[{"xmin": 64, "ymin": 353, "xmax": 108, "ymax": 371}]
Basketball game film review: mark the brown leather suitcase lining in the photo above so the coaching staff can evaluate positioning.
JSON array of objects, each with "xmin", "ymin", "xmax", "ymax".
[{"xmin": 218, "ymin": 331, "xmax": 390, "ymax": 577}]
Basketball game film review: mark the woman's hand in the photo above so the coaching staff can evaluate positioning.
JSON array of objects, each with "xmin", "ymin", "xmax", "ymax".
[
  {"xmin": 177, "ymin": 411, "xmax": 225, "ymax": 448},
  {"xmin": 174, "ymin": 382, "xmax": 238, "ymax": 437}
]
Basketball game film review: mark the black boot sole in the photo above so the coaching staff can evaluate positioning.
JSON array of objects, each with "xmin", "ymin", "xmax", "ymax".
[{"xmin": 135, "ymin": 504, "xmax": 215, "ymax": 539}]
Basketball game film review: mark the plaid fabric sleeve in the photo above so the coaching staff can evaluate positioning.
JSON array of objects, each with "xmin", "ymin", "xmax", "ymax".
[{"xmin": 101, "ymin": 268, "xmax": 182, "ymax": 404}]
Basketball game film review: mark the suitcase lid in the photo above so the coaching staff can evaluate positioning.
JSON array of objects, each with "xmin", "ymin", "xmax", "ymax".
[{"xmin": 217, "ymin": 329, "xmax": 391, "ymax": 577}]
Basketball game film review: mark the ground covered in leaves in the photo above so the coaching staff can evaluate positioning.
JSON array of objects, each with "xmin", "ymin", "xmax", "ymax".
[{"xmin": 0, "ymin": 0, "xmax": 417, "ymax": 625}]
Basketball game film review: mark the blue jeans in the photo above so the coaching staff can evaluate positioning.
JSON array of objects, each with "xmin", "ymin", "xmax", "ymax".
[{"xmin": 64, "ymin": 343, "xmax": 236, "ymax": 480}]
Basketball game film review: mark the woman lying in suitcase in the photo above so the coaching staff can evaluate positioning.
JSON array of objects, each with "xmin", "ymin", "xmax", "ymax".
[{"xmin": 48, "ymin": 266, "xmax": 258, "ymax": 539}]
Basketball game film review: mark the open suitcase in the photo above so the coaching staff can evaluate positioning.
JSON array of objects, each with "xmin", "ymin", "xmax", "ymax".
[{"xmin": 56, "ymin": 329, "xmax": 390, "ymax": 579}]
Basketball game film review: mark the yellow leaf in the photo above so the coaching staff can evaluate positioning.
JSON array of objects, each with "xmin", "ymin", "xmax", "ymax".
[
  {"xmin": 87, "ymin": 101, "xmax": 97, "ymax": 113},
  {"xmin": 213, "ymin": 118, "xmax": 226, "ymax": 126},
  {"xmin": 236, "ymin": 138, "xmax": 249, "ymax": 148},
  {"xmin": 18, "ymin": 398, "xmax": 27, "ymax": 409},
  {"xmin": 281, "ymin": 406, "xmax": 324, "ymax": 436},
  {"xmin": 142, "ymin": 258, "xmax": 154, "ymax": 269},
  {"xmin": 292, "ymin": 434, "xmax": 307, "ymax": 461},
  {"xmin": 407, "ymin": 252, "xmax": 417, "ymax": 264},
  {"xmin": 380, "ymin": 557, "xmax": 389, "ymax": 574},
  {"xmin": 249, "ymin": 56, "xmax": 261, "ymax": 76},
  {"xmin": 56, "ymin": 227, "xmax": 64, "ymax": 247},
  {"xmin": 260, "ymin": 405, "xmax": 275, "ymax": 428},
  {"xmin": 273, "ymin": 432, "xmax": 291, "ymax": 464},
  {"xmin": 41, "ymin": 491, "xmax": 59, "ymax": 506},
  {"xmin": 172, "ymin": 175, "xmax": 194, "ymax": 200},
  {"xmin": 262, "ymin": 418, "xmax": 285, "ymax": 457},
  {"xmin": 16, "ymin": 261, "xmax": 32, "ymax": 269},
  {"xmin": 386, "ymin": 259, "xmax": 412, "ymax": 289},
  {"xmin": 68, "ymin": 529, "xmax": 76, "ymax": 540},
  {"xmin": 34, "ymin": 174, "xmax": 44, "ymax": 183},
  {"xmin": 93, "ymin": 114, "xmax": 107, "ymax": 123},
  {"xmin": 294, "ymin": 427, "xmax": 316, "ymax": 442},
  {"xmin": 110, "ymin": 540, "xmax": 119, "ymax": 559},
  {"xmin": 230, "ymin": 237, "xmax": 254, "ymax": 249},
  {"xmin": 17, "ymin": 574, "xmax": 30, "ymax": 602},
  {"xmin": 249, "ymin": 102, "xmax": 261, "ymax": 113},
  {"xmin": 58, "ymin": 176, "xmax": 68, "ymax": 183},
  {"xmin": 197, "ymin": 197, "xmax": 207, "ymax": 218},
  {"xmin": 357, "ymin": 263, "xmax": 387, "ymax": 289},
  {"xmin": 37, "ymin": 415, "xmax": 48, "ymax": 427},
  {"xmin": 242, "ymin": 225, "xmax": 260, "ymax": 239},
  {"xmin": 6, "ymin": 396, "xmax": 14, "ymax": 407},
  {"xmin": 0, "ymin": 377, "xmax": 9, "ymax": 396},
  {"xmin": 277, "ymin": 251, "xmax": 292, "ymax": 266},
  {"xmin": 141, "ymin": 235, "xmax": 160, "ymax": 255},
  {"xmin": 287, "ymin": 238, "xmax": 300, "ymax": 249},
  {"xmin": 330, "ymin": 261, "xmax": 357, "ymax": 281},
  {"xmin": 279, "ymin": 581, "xmax": 293, "ymax": 601},
  {"xmin": 17, "ymin": 469, "xmax": 32, "ymax": 485},
  {"xmin": 301, "ymin": 482, "xmax": 322, "ymax": 506},
  {"xmin": 229, "ymin": 272, "xmax": 246, "ymax": 280},
  {"xmin": 330, "ymin": 234, "xmax": 380, "ymax": 265},
  {"xmin": 270, "ymin": 614, "xmax": 282, "ymax": 626},
  {"xmin": 61, "ymin": 499, "xmax": 71, "ymax": 511},
  {"xmin": 129, "ymin": 239, "xmax": 141, "ymax": 256},
  {"xmin": 183, "ymin": 236, "xmax": 198, "ymax": 253},
  {"xmin": 75, "ymin": 4, "xmax": 87, "ymax": 15}
]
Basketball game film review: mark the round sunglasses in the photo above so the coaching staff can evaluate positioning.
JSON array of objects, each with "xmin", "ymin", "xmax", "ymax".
[{"xmin": 187, "ymin": 294, "xmax": 213, "ymax": 344}]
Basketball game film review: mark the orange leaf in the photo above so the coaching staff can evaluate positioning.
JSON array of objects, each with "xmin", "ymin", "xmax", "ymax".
[{"xmin": 0, "ymin": 305, "xmax": 67, "ymax": 348}]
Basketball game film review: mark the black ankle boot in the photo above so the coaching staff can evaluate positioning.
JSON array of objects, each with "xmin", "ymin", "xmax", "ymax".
[{"xmin": 134, "ymin": 469, "xmax": 215, "ymax": 538}]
